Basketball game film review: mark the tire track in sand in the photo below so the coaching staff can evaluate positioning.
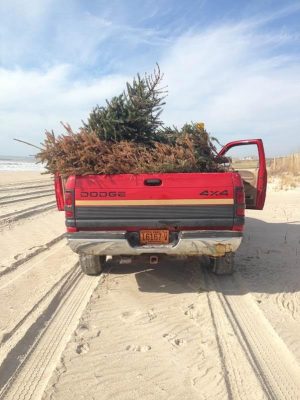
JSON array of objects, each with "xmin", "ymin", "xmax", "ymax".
[
  {"xmin": 42, "ymin": 260, "xmax": 231, "ymax": 400},
  {"xmin": 0, "ymin": 200, "xmax": 56, "ymax": 226},
  {"xmin": 0, "ymin": 239, "xmax": 68, "ymax": 291},
  {"xmin": 0, "ymin": 233, "xmax": 65, "ymax": 279},
  {"xmin": 0, "ymin": 190, "xmax": 54, "ymax": 206},
  {"xmin": 0, "ymin": 239, "xmax": 79, "ymax": 372},
  {"xmin": 0, "ymin": 179, "xmax": 55, "ymax": 226},
  {"xmin": 0, "ymin": 268, "xmax": 103, "ymax": 400},
  {"xmin": 204, "ymin": 270, "xmax": 300, "ymax": 399},
  {"xmin": 0, "ymin": 265, "xmax": 78, "ymax": 363},
  {"xmin": 42, "ymin": 259, "xmax": 300, "ymax": 400},
  {"xmin": 0, "ymin": 181, "xmax": 52, "ymax": 193}
]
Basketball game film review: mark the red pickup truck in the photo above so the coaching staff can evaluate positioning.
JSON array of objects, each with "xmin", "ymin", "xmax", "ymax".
[{"xmin": 54, "ymin": 139, "xmax": 267, "ymax": 276}]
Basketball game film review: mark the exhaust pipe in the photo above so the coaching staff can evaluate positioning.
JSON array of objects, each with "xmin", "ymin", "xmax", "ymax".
[{"xmin": 149, "ymin": 255, "xmax": 159, "ymax": 265}]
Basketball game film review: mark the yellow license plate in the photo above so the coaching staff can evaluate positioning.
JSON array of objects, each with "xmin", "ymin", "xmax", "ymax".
[{"xmin": 140, "ymin": 230, "xmax": 169, "ymax": 245}]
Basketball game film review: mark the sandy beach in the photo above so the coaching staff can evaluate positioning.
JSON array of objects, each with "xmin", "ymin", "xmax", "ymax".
[{"xmin": 0, "ymin": 171, "xmax": 300, "ymax": 399}]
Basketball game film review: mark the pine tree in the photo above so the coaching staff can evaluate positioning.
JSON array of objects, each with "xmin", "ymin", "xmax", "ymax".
[{"xmin": 85, "ymin": 65, "xmax": 167, "ymax": 145}]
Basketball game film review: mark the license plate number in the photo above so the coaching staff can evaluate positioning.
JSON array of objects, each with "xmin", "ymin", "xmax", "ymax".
[{"xmin": 140, "ymin": 230, "xmax": 169, "ymax": 245}]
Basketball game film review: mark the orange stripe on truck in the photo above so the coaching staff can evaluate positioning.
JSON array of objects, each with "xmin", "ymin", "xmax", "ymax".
[{"xmin": 75, "ymin": 199, "xmax": 234, "ymax": 206}]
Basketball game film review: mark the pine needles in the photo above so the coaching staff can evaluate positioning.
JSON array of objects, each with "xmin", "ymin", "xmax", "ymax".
[{"xmin": 37, "ymin": 66, "xmax": 226, "ymax": 176}]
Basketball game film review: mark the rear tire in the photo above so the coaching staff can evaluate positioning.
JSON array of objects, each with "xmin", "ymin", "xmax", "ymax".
[
  {"xmin": 79, "ymin": 254, "xmax": 105, "ymax": 276},
  {"xmin": 209, "ymin": 252, "xmax": 234, "ymax": 275}
]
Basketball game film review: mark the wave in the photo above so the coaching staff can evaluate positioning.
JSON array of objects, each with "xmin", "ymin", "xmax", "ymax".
[{"xmin": 0, "ymin": 160, "xmax": 45, "ymax": 171}]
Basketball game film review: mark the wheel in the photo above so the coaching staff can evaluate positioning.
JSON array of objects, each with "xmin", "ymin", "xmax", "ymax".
[
  {"xmin": 209, "ymin": 252, "xmax": 234, "ymax": 275},
  {"xmin": 79, "ymin": 254, "xmax": 105, "ymax": 276}
]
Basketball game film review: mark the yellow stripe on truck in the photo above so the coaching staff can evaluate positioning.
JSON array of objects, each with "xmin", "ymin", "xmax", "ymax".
[{"xmin": 75, "ymin": 199, "xmax": 234, "ymax": 206}]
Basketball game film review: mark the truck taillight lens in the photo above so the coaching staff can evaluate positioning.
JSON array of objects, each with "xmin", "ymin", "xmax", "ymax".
[
  {"xmin": 235, "ymin": 187, "xmax": 245, "ymax": 216},
  {"xmin": 67, "ymin": 227, "xmax": 78, "ymax": 233},
  {"xmin": 54, "ymin": 174, "xmax": 64, "ymax": 211},
  {"xmin": 65, "ymin": 191, "xmax": 73, "ymax": 207},
  {"xmin": 64, "ymin": 190, "xmax": 74, "ymax": 218}
]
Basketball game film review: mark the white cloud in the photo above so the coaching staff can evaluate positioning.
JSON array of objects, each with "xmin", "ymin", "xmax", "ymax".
[
  {"xmin": 0, "ymin": 0, "xmax": 168, "ymax": 69},
  {"xmin": 1, "ymin": 10, "xmax": 300, "ymax": 157},
  {"xmin": 0, "ymin": 65, "xmax": 129, "ymax": 154},
  {"xmin": 160, "ymin": 23, "xmax": 300, "ymax": 155},
  {"xmin": 0, "ymin": 0, "xmax": 55, "ymax": 65},
  {"xmin": 0, "ymin": 0, "xmax": 54, "ymax": 20}
]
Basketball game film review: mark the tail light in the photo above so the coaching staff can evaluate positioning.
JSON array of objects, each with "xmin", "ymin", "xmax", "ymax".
[
  {"xmin": 54, "ymin": 174, "xmax": 65, "ymax": 211},
  {"xmin": 67, "ymin": 227, "xmax": 78, "ymax": 233},
  {"xmin": 235, "ymin": 187, "xmax": 245, "ymax": 217},
  {"xmin": 65, "ymin": 190, "xmax": 74, "ymax": 218}
]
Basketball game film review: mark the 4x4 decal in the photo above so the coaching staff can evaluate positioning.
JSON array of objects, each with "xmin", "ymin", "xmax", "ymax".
[{"xmin": 200, "ymin": 190, "xmax": 229, "ymax": 196}]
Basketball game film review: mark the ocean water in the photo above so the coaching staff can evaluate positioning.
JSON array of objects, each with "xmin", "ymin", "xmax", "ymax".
[{"xmin": 0, "ymin": 155, "xmax": 45, "ymax": 171}]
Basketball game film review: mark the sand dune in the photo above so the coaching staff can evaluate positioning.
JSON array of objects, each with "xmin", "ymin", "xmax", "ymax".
[{"xmin": 0, "ymin": 171, "xmax": 299, "ymax": 399}]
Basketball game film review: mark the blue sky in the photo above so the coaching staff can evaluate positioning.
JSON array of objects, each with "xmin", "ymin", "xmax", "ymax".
[{"xmin": 1, "ymin": 0, "xmax": 300, "ymax": 157}]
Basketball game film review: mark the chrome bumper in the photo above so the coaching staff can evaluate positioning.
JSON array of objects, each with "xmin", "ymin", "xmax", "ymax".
[{"xmin": 66, "ymin": 231, "xmax": 242, "ymax": 257}]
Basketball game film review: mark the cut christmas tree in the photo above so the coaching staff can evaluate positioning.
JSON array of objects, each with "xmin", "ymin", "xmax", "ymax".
[{"xmin": 37, "ymin": 66, "xmax": 227, "ymax": 176}]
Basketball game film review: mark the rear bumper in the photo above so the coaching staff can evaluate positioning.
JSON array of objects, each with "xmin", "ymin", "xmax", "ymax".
[{"xmin": 66, "ymin": 231, "xmax": 243, "ymax": 257}]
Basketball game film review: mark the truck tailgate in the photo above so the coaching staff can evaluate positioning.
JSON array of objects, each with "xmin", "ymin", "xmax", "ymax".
[{"xmin": 69, "ymin": 172, "xmax": 238, "ymax": 230}]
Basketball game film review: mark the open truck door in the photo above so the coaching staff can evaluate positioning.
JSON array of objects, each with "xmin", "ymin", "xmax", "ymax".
[{"xmin": 218, "ymin": 139, "xmax": 267, "ymax": 210}]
